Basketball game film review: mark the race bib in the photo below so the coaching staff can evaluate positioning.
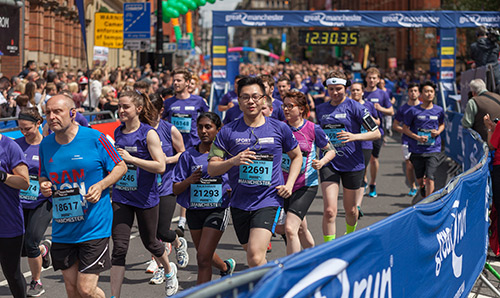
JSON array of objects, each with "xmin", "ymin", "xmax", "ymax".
[
  {"xmin": 20, "ymin": 175, "xmax": 39, "ymax": 201},
  {"xmin": 171, "ymin": 113, "xmax": 192, "ymax": 133},
  {"xmin": 190, "ymin": 178, "xmax": 223, "ymax": 208},
  {"xmin": 116, "ymin": 164, "xmax": 138, "ymax": 191},
  {"xmin": 239, "ymin": 154, "xmax": 273, "ymax": 186},
  {"xmin": 52, "ymin": 188, "xmax": 85, "ymax": 223},
  {"xmin": 323, "ymin": 123, "xmax": 346, "ymax": 147},
  {"xmin": 418, "ymin": 129, "xmax": 435, "ymax": 146},
  {"xmin": 281, "ymin": 152, "xmax": 308, "ymax": 173}
]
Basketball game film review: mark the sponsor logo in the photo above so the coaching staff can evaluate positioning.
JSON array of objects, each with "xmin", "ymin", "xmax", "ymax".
[
  {"xmin": 225, "ymin": 12, "xmax": 284, "ymax": 26},
  {"xmin": 303, "ymin": 12, "xmax": 362, "ymax": 27},
  {"xmin": 32, "ymin": 155, "xmax": 39, "ymax": 161},
  {"xmin": 441, "ymin": 71, "xmax": 455, "ymax": 79},
  {"xmin": 382, "ymin": 13, "xmax": 439, "ymax": 28},
  {"xmin": 335, "ymin": 113, "xmax": 347, "ymax": 119},
  {"xmin": 235, "ymin": 138, "xmax": 251, "ymax": 145},
  {"xmin": 417, "ymin": 115, "xmax": 427, "ymax": 120},
  {"xmin": 429, "ymin": 116, "xmax": 438, "ymax": 120},
  {"xmin": 171, "ymin": 106, "xmax": 181, "ymax": 111},
  {"xmin": 124, "ymin": 146, "xmax": 137, "ymax": 153},
  {"xmin": 284, "ymin": 257, "xmax": 392, "ymax": 298},
  {"xmin": 435, "ymin": 200, "xmax": 466, "ymax": 278},
  {"xmin": 258, "ymin": 137, "xmax": 274, "ymax": 144},
  {"xmin": 71, "ymin": 154, "xmax": 83, "ymax": 161},
  {"xmin": 184, "ymin": 106, "xmax": 195, "ymax": 111},
  {"xmin": 459, "ymin": 14, "xmax": 500, "ymax": 26}
]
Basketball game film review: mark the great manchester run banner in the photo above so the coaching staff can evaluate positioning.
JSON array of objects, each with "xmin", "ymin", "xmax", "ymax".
[
  {"xmin": 176, "ymin": 127, "xmax": 488, "ymax": 298},
  {"xmin": 213, "ymin": 10, "xmax": 500, "ymax": 29},
  {"xmin": 444, "ymin": 111, "xmax": 484, "ymax": 171}
]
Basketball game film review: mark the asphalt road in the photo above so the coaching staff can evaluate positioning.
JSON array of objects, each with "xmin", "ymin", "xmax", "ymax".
[{"xmin": 0, "ymin": 134, "xmax": 495, "ymax": 298}]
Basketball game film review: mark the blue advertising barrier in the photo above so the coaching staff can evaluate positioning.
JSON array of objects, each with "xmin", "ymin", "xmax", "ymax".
[{"xmin": 174, "ymin": 128, "xmax": 489, "ymax": 297}]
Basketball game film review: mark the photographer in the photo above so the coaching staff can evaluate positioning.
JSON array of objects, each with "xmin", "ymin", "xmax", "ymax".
[{"xmin": 470, "ymin": 26, "xmax": 500, "ymax": 86}]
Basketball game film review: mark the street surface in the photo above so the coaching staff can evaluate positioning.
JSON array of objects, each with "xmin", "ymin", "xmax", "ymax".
[{"xmin": 0, "ymin": 134, "xmax": 497, "ymax": 297}]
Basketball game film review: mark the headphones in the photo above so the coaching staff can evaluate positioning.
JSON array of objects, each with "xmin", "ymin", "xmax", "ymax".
[{"xmin": 323, "ymin": 77, "xmax": 351, "ymax": 88}]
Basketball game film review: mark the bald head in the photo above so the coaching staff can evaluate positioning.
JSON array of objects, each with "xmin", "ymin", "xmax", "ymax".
[{"xmin": 47, "ymin": 94, "xmax": 76, "ymax": 110}]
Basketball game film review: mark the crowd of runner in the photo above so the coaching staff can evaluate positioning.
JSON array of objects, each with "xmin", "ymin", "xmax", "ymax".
[{"xmin": 0, "ymin": 59, "xmax": 451, "ymax": 297}]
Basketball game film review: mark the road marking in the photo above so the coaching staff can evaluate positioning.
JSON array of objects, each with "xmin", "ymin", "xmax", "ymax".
[{"xmin": 0, "ymin": 232, "xmax": 139, "ymax": 287}]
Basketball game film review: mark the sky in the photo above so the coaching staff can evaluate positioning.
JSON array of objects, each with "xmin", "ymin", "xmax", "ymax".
[{"xmin": 199, "ymin": 0, "xmax": 241, "ymax": 27}]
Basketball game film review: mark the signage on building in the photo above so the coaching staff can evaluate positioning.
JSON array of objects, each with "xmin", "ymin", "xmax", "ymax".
[
  {"xmin": 94, "ymin": 12, "xmax": 123, "ymax": 48},
  {"xmin": 0, "ymin": 5, "xmax": 20, "ymax": 56},
  {"xmin": 93, "ymin": 46, "xmax": 109, "ymax": 66},
  {"xmin": 123, "ymin": 3, "xmax": 151, "ymax": 51}
]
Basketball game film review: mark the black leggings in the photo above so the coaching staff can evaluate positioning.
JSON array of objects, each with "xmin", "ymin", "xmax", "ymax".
[
  {"xmin": 0, "ymin": 235, "xmax": 26, "ymax": 298},
  {"xmin": 111, "ymin": 202, "xmax": 165, "ymax": 266},
  {"xmin": 157, "ymin": 195, "xmax": 177, "ymax": 243},
  {"xmin": 23, "ymin": 200, "xmax": 52, "ymax": 258}
]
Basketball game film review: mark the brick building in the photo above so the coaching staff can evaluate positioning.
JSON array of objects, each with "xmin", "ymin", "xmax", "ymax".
[{"xmin": 0, "ymin": 0, "xmax": 201, "ymax": 79}]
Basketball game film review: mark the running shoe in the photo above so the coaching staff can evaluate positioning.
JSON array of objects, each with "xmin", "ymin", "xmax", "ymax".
[
  {"xmin": 175, "ymin": 237, "xmax": 189, "ymax": 268},
  {"xmin": 220, "ymin": 258, "xmax": 236, "ymax": 277},
  {"xmin": 146, "ymin": 257, "xmax": 158, "ymax": 273},
  {"xmin": 267, "ymin": 242, "xmax": 272, "ymax": 253},
  {"xmin": 408, "ymin": 188, "xmax": 417, "ymax": 196},
  {"xmin": 40, "ymin": 239, "xmax": 52, "ymax": 269},
  {"xmin": 175, "ymin": 226, "xmax": 185, "ymax": 238},
  {"xmin": 357, "ymin": 206, "xmax": 364, "ymax": 219},
  {"xmin": 165, "ymin": 242, "xmax": 172, "ymax": 256},
  {"xmin": 149, "ymin": 267, "xmax": 165, "ymax": 285},
  {"xmin": 362, "ymin": 181, "xmax": 368, "ymax": 195},
  {"xmin": 27, "ymin": 280, "xmax": 45, "ymax": 297},
  {"xmin": 165, "ymin": 263, "xmax": 178, "ymax": 296},
  {"xmin": 368, "ymin": 185, "xmax": 377, "ymax": 198}
]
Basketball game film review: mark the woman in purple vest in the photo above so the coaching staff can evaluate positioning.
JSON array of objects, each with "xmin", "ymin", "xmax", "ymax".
[
  {"xmin": 15, "ymin": 108, "xmax": 53, "ymax": 297},
  {"xmin": 110, "ymin": 91, "xmax": 178, "ymax": 297},
  {"xmin": 0, "ymin": 130, "xmax": 30, "ymax": 298}
]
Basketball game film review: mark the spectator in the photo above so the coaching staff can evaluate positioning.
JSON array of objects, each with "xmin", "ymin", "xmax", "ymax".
[{"xmin": 19, "ymin": 60, "xmax": 36, "ymax": 79}]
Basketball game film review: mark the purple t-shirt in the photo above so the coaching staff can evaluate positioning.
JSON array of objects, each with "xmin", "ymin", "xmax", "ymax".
[
  {"xmin": 162, "ymin": 94, "xmax": 209, "ymax": 148},
  {"xmin": 223, "ymin": 105, "xmax": 243, "ymax": 125},
  {"xmin": 291, "ymin": 83, "xmax": 309, "ymax": 95},
  {"xmin": 271, "ymin": 98, "xmax": 286, "ymax": 121},
  {"xmin": 316, "ymin": 98, "xmax": 368, "ymax": 172},
  {"xmin": 14, "ymin": 137, "xmax": 48, "ymax": 209},
  {"xmin": 156, "ymin": 120, "xmax": 175, "ymax": 196},
  {"xmin": 360, "ymin": 100, "xmax": 377, "ymax": 150},
  {"xmin": 283, "ymin": 120, "xmax": 329, "ymax": 192},
  {"xmin": 211, "ymin": 117, "xmax": 298, "ymax": 211},
  {"xmin": 0, "ymin": 136, "xmax": 27, "ymax": 237},
  {"xmin": 395, "ymin": 102, "xmax": 419, "ymax": 145},
  {"xmin": 219, "ymin": 90, "xmax": 238, "ymax": 106},
  {"xmin": 113, "ymin": 123, "xmax": 160, "ymax": 208},
  {"xmin": 173, "ymin": 147, "xmax": 230, "ymax": 209},
  {"xmin": 364, "ymin": 88, "xmax": 392, "ymax": 135},
  {"xmin": 403, "ymin": 104, "xmax": 444, "ymax": 154}
]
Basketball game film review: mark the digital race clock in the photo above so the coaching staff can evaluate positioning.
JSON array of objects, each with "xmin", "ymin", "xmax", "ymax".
[{"xmin": 298, "ymin": 30, "xmax": 359, "ymax": 46}]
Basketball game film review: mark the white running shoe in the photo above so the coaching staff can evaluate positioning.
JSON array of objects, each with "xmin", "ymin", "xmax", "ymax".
[
  {"xmin": 165, "ymin": 263, "xmax": 178, "ymax": 296},
  {"xmin": 149, "ymin": 267, "xmax": 165, "ymax": 285},
  {"xmin": 145, "ymin": 258, "xmax": 158, "ymax": 273},
  {"xmin": 175, "ymin": 237, "xmax": 189, "ymax": 268}
]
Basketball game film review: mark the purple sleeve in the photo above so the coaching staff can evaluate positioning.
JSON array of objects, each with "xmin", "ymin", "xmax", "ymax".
[
  {"xmin": 314, "ymin": 124, "xmax": 330, "ymax": 149},
  {"xmin": 403, "ymin": 108, "xmax": 414, "ymax": 127},
  {"xmin": 162, "ymin": 99, "xmax": 171, "ymax": 119},
  {"xmin": 438, "ymin": 108, "xmax": 445, "ymax": 124},
  {"xmin": 9, "ymin": 140, "xmax": 27, "ymax": 172},
  {"xmin": 281, "ymin": 123, "xmax": 299, "ymax": 153},
  {"xmin": 201, "ymin": 99, "xmax": 209, "ymax": 113},
  {"xmin": 394, "ymin": 105, "xmax": 405, "ymax": 122},
  {"xmin": 219, "ymin": 93, "xmax": 230, "ymax": 105},
  {"xmin": 75, "ymin": 112, "xmax": 89, "ymax": 127},
  {"xmin": 173, "ymin": 151, "xmax": 191, "ymax": 183},
  {"xmin": 382, "ymin": 92, "xmax": 392, "ymax": 108}
]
